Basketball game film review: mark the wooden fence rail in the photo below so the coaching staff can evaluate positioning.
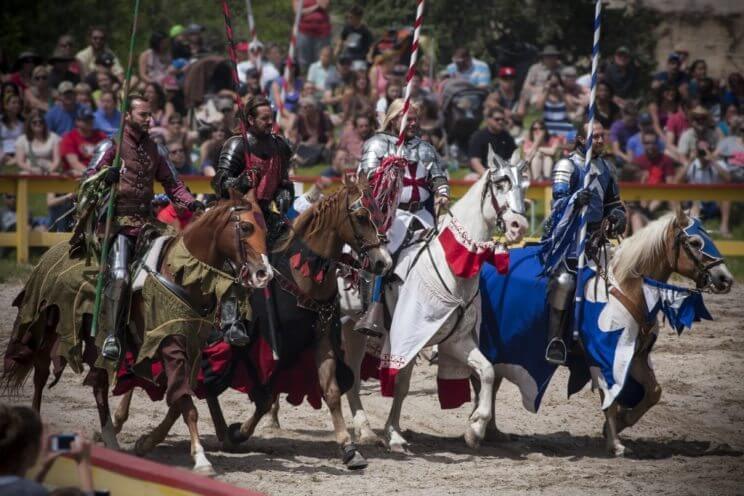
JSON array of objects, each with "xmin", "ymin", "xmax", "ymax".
[{"xmin": 1, "ymin": 175, "xmax": 743, "ymax": 263}]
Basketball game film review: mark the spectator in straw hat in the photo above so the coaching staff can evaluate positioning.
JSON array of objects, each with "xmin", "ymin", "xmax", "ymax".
[
  {"xmin": 522, "ymin": 45, "xmax": 563, "ymax": 106},
  {"xmin": 48, "ymin": 48, "xmax": 80, "ymax": 89}
]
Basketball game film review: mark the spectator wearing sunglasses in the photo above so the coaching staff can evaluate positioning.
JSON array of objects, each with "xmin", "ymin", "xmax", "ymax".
[
  {"xmin": 24, "ymin": 66, "xmax": 52, "ymax": 113},
  {"xmin": 467, "ymin": 107, "xmax": 516, "ymax": 177},
  {"xmin": 15, "ymin": 109, "xmax": 60, "ymax": 175},
  {"xmin": 513, "ymin": 119, "xmax": 562, "ymax": 181}
]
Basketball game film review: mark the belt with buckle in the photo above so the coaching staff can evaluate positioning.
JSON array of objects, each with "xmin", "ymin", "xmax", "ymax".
[{"xmin": 398, "ymin": 201, "xmax": 421, "ymax": 212}]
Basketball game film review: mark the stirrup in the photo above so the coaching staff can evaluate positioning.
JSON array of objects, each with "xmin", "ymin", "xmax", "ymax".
[
  {"xmin": 545, "ymin": 337, "xmax": 567, "ymax": 365},
  {"xmin": 101, "ymin": 336, "xmax": 122, "ymax": 361}
]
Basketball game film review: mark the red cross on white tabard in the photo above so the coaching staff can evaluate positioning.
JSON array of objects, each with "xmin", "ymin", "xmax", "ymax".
[{"xmin": 401, "ymin": 162, "xmax": 427, "ymax": 202}]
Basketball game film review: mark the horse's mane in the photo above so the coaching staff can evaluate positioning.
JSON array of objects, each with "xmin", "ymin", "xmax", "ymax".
[
  {"xmin": 274, "ymin": 184, "xmax": 356, "ymax": 253},
  {"xmin": 611, "ymin": 213, "xmax": 675, "ymax": 285},
  {"xmin": 185, "ymin": 198, "xmax": 243, "ymax": 235}
]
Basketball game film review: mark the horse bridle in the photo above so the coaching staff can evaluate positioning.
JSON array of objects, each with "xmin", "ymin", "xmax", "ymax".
[
  {"xmin": 482, "ymin": 170, "xmax": 510, "ymax": 233},
  {"xmin": 227, "ymin": 205, "xmax": 265, "ymax": 285},
  {"xmin": 671, "ymin": 226, "xmax": 723, "ymax": 289},
  {"xmin": 346, "ymin": 188, "xmax": 385, "ymax": 258}
]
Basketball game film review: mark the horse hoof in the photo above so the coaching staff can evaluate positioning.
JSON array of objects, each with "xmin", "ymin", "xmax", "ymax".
[
  {"xmin": 609, "ymin": 443, "xmax": 630, "ymax": 457},
  {"xmin": 358, "ymin": 431, "xmax": 383, "ymax": 447},
  {"xmin": 134, "ymin": 436, "xmax": 152, "ymax": 457},
  {"xmin": 464, "ymin": 426, "xmax": 481, "ymax": 449},
  {"xmin": 227, "ymin": 423, "xmax": 249, "ymax": 446},
  {"xmin": 193, "ymin": 463, "xmax": 217, "ymax": 477},
  {"xmin": 388, "ymin": 441, "xmax": 410, "ymax": 455},
  {"xmin": 342, "ymin": 444, "xmax": 368, "ymax": 470},
  {"xmin": 484, "ymin": 427, "xmax": 511, "ymax": 443}
]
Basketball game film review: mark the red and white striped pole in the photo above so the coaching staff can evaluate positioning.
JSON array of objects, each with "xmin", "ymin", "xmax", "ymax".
[
  {"xmin": 278, "ymin": 0, "xmax": 303, "ymax": 120},
  {"xmin": 245, "ymin": 0, "xmax": 257, "ymax": 44},
  {"xmin": 396, "ymin": 0, "xmax": 425, "ymax": 155}
]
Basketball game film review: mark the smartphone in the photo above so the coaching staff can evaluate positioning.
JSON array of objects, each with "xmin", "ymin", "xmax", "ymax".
[{"xmin": 50, "ymin": 433, "xmax": 77, "ymax": 452}]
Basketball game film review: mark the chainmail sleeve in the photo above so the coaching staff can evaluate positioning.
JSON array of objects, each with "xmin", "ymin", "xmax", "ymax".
[{"xmin": 212, "ymin": 135, "xmax": 249, "ymax": 198}]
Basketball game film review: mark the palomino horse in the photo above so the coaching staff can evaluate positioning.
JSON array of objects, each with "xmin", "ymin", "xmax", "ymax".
[
  {"xmin": 3, "ymin": 190, "xmax": 271, "ymax": 475},
  {"xmin": 203, "ymin": 174, "xmax": 392, "ymax": 469},
  {"xmin": 480, "ymin": 208, "xmax": 733, "ymax": 456},
  {"xmin": 350, "ymin": 148, "xmax": 529, "ymax": 453}
]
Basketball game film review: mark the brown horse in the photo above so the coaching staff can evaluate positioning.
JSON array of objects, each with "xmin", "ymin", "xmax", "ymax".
[
  {"xmin": 483, "ymin": 208, "xmax": 734, "ymax": 456},
  {"xmin": 3, "ymin": 190, "xmax": 270, "ymax": 475},
  {"xmin": 204, "ymin": 174, "xmax": 393, "ymax": 470}
]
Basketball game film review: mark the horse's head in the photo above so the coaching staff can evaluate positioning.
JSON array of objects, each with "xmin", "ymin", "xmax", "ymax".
[
  {"xmin": 484, "ymin": 145, "xmax": 529, "ymax": 243},
  {"xmin": 214, "ymin": 189, "xmax": 273, "ymax": 288},
  {"xmin": 669, "ymin": 207, "xmax": 733, "ymax": 294},
  {"xmin": 339, "ymin": 174, "xmax": 393, "ymax": 275}
]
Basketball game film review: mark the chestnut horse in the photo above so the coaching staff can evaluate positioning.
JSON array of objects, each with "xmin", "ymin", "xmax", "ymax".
[
  {"xmin": 204, "ymin": 174, "xmax": 393, "ymax": 470},
  {"xmin": 3, "ymin": 190, "xmax": 271, "ymax": 475}
]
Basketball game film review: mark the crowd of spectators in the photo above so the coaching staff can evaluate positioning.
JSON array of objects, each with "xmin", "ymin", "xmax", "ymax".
[{"xmin": 1, "ymin": 1, "xmax": 742, "ymax": 236}]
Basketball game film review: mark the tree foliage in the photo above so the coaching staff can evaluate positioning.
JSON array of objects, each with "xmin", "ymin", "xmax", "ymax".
[{"xmin": 3, "ymin": 0, "xmax": 658, "ymax": 82}]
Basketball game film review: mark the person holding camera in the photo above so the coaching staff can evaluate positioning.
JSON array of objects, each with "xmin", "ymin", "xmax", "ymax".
[
  {"xmin": 0, "ymin": 403, "xmax": 94, "ymax": 496},
  {"xmin": 674, "ymin": 138, "xmax": 732, "ymax": 236},
  {"xmin": 535, "ymin": 72, "xmax": 575, "ymax": 138}
]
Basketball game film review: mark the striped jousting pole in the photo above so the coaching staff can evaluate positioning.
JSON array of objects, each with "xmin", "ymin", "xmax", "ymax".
[
  {"xmin": 245, "ymin": 0, "xmax": 257, "ymax": 43},
  {"xmin": 278, "ymin": 0, "xmax": 304, "ymax": 118},
  {"xmin": 221, "ymin": 0, "xmax": 254, "ymax": 180},
  {"xmin": 396, "ymin": 0, "xmax": 425, "ymax": 155},
  {"xmin": 572, "ymin": 0, "xmax": 602, "ymax": 341},
  {"xmin": 365, "ymin": 0, "xmax": 425, "ymax": 321}
]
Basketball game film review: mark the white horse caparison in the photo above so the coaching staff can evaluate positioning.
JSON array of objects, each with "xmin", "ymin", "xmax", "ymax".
[{"xmin": 346, "ymin": 149, "xmax": 529, "ymax": 451}]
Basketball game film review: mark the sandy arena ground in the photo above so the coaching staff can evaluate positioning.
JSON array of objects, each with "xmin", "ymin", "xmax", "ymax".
[{"xmin": 1, "ymin": 280, "xmax": 743, "ymax": 495}]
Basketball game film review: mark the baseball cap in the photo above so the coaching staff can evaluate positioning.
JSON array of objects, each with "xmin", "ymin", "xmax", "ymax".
[
  {"xmin": 249, "ymin": 39, "xmax": 264, "ymax": 52},
  {"xmin": 638, "ymin": 112, "xmax": 653, "ymax": 125},
  {"xmin": 560, "ymin": 66, "xmax": 578, "ymax": 77},
  {"xmin": 57, "ymin": 81, "xmax": 75, "ymax": 94},
  {"xmin": 498, "ymin": 66, "xmax": 516, "ymax": 78},
  {"xmin": 615, "ymin": 46, "xmax": 631, "ymax": 56},
  {"xmin": 351, "ymin": 60, "xmax": 368, "ymax": 72},
  {"xmin": 185, "ymin": 23, "xmax": 205, "ymax": 35},
  {"xmin": 668, "ymin": 52, "xmax": 681, "ymax": 63},
  {"xmin": 169, "ymin": 24, "xmax": 185, "ymax": 38},
  {"xmin": 236, "ymin": 41, "xmax": 249, "ymax": 53},
  {"xmin": 338, "ymin": 54, "xmax": 352, "ymax": 66},
  {"xmin": 76, "ymin": 107, "xmax": 94, "ymax": 120}
]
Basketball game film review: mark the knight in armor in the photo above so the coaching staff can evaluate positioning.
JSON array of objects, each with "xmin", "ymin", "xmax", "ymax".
[
  {"xmin": 541, "ymin": 122, "xmax": 626, "ymax": 365},
  {"xmin": 211, "ymin": 95, "xmax": 293, "ymax": 346},
  {"xmin": 86, "ymin": 92, "xmax": 203, "ymax": 360},
  {"xmin": 358, "ymin": 98, "xmax": 450, "ymax": 255}
]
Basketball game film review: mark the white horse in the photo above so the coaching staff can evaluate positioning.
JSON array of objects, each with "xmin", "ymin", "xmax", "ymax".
[{"xmin": 344, "ymin": 147, "xmax": 529, "ymax": 451}]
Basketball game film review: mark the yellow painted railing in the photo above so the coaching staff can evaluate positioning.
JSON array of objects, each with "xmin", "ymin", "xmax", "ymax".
[{"xmin": 1, "ymin": 174, "xmax": 743, "ymax": 263}]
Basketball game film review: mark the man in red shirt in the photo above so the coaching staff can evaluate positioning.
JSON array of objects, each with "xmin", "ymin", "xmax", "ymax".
[
  {"xmin": 296, "ymin": 0, "xmax": 331, "ymax": 72},
  {"xmin": 60, "ymin": 107, "xmax": 107, "ymax": 176},
  {"xmin": 628, "ymin": 130, "xmax": 677, "ymax": 232}
]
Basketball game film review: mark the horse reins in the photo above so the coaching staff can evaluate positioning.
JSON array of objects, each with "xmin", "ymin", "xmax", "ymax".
[{"xmin": 671, "ymin": 228, "xmax": 723, "ymax": 289}]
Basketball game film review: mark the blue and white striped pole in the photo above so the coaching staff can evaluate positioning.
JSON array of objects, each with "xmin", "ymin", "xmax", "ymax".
[{"xmin": 573, "ymin": 0, "xmax": 602, "ymax": 341}]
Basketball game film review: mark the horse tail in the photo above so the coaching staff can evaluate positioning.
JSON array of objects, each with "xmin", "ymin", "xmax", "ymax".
[{"xmin": 1, "ymin": 304, "xmax": 56, "ymax": 396}]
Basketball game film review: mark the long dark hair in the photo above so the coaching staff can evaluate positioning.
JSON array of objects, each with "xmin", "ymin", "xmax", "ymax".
[
  {"xmin": 528, "ymin": 119, "xmax": 550, "ymax": 144},
  {"xmin": 149, "ymin": 31, "xmax": 167, "ymax": 52},
  {"xmin": 23, "ymin": 109, "xmax": 49, "ymax": 141},
  {"xmin": 655, "ymin": 82, "xmax": 681, "ymax": 110},
  {"xmin": 1, "ymin": 93, "xmax": 22, "ymax": 126},
  {"xmin": 145, "ymin": 82, "xmax": 166, "ymax": 111}
]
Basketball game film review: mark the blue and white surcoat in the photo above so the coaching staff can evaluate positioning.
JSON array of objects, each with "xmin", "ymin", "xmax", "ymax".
[{"xmin": 541, "ymin": 151, "xmax": 625, "ymax": 271}]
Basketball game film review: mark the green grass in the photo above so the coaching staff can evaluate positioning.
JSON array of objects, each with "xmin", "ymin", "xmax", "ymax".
[{"xmin": 0, "ymin": 258, "xmax": 33, "ymax": 284}]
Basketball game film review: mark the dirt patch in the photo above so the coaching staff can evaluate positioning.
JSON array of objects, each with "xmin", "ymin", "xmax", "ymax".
[{"xmin": 1, "ymin": 282, "xmax": 743, "ymax": 495}]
